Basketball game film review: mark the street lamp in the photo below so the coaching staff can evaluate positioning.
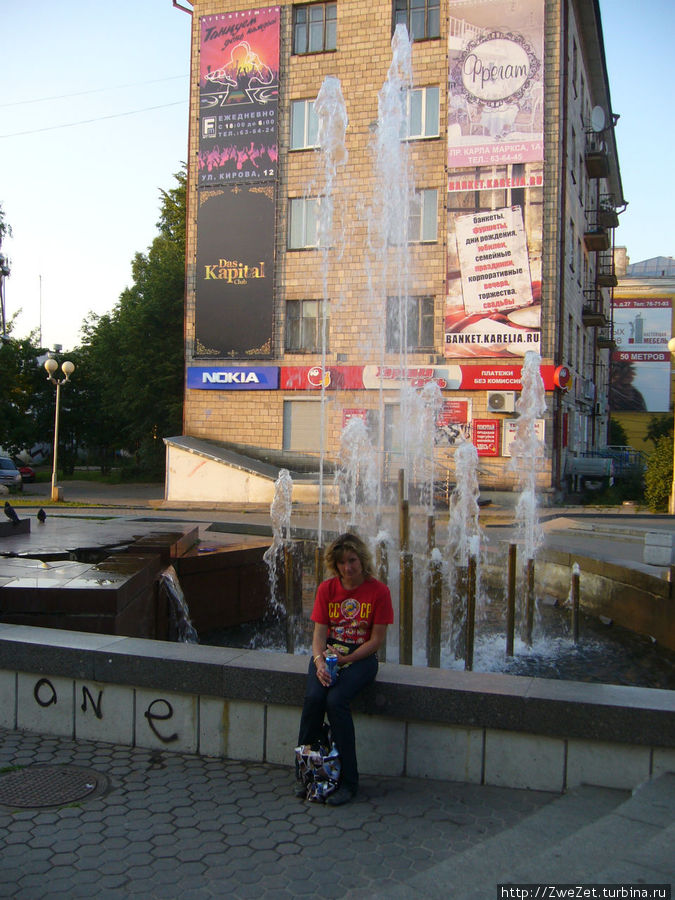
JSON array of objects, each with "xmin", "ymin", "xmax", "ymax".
[
  {"xmin": 44, "ymin": 356, "xmax": 75, "ymax": 502},
  {"xmin": 668, "ymin": 337, "xmax": 675, "ymax": 515}
]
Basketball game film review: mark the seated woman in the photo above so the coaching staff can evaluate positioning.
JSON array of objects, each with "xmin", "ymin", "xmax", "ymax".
[{"xmin": 296, "ymin": 533, "xmax": 394, "ymax": 805}]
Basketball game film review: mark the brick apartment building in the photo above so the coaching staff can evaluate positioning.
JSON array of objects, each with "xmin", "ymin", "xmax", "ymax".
[{"xmin": 165, "ymin": 0, "xmax": 624, "ymax": 503}]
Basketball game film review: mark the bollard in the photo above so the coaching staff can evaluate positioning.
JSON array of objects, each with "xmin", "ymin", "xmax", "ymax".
[
  {"xmin": 571, "ymin": 564, "xmax": 580, "ymax": 644},
  {"xmin": 398, "ymin": 470, "xmax": 412, "ymax": 664},
  {"xmin": 284, "ymin": 544, "xmax": 302, "ymax": 654},
  {"xmin": 314, "ymin": 544, "xmax": 324, "ymax": 590},
  {"xmin": 400, "ymin": 551, "xmax": 413, "ymax": 665},
  {"xmin": 506, "ymin": 543, "xmax": 517, "ymax": 657},
  {"xmin": 427, "ymin": 555, "xmax": 442, "ymax": 667},
  {"xmin": 376, "ymin": 540, "xmax": 388, "ymax": 662},
  {"xmin": 524, "ymin": 558, "xmax": 535, "ymax": 647},
  {"xmin": 464, "ymin": 555, "xmax": 477, "ymax": 671},
  {"xmin": 453, "ymin": 565, "xmax": 467, "ymax": 658}
]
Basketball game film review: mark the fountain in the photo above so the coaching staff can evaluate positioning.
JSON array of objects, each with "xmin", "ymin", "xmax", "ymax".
[{"xmin": 205, "ymin": 30, "xmax": 674, "ymax": 691}]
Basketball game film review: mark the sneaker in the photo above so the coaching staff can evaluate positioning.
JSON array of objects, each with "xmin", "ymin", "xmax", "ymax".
[{"xmin": 326, "ymin": 785, "xmax": 356, "ymax": 806}]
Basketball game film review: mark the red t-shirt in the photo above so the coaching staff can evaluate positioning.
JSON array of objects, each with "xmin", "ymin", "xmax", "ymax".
[{"xmin": 311, "ymin": 576, "xmax": 394, "ymax": 646}]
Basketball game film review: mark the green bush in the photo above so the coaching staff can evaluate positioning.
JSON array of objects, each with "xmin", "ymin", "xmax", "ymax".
[{"xmin": 644, "ymin": 434, "xmax": 673, "ymax": 511}]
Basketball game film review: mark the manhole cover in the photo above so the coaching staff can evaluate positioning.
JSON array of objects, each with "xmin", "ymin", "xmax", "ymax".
[{"xmin": 0, "ymin": 765, "xmax": 110, "ymax": 809}]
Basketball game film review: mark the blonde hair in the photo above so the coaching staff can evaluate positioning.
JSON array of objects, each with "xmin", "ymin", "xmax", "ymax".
[{"xmin": 324, "ymin": 532, "xmax": 375, "ymax": 579}]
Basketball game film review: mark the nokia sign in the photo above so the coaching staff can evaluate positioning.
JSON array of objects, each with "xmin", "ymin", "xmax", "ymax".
[{"xmin": 187, "ymin": 367, "xmax": 279, "ymax": 390}]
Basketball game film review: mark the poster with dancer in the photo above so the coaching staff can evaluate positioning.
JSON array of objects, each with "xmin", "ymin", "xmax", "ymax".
[
  {"xmin": 199, "ymin": 7, "xmax": 280, "ymax": 184},
  {"xmin": 447, "ymin": 0, "xmax": 544, "ymax": 168},
  {"xmin": 610, "ymin": 296, "xmax": 673, "ymax": 412},
  {"xmin": 195, "ymin": 185, "xmax": 275, "ymax": 358}
]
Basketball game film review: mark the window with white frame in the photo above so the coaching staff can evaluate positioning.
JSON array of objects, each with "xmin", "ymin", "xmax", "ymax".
[
  {"xmin": 288, "ymin": 196, "xmax": 320, "ymax": 249},
  {"xmin": 401, "ymin": 86, "xmax": 439, "ymax": 140},
  {"xmin": 409, "ymin": 189, "xmax": 438, "ymax": 242},
  {"xmin": 386, "ymin": 296, "xmax": 434, "ymax": 351},
  {"xmin": 291, "ymin": 99, "xmax": 319, "ymax": 150},
  {"xmin": 286, "ymin": 299, "xmax": 329, "ymax": 352}
]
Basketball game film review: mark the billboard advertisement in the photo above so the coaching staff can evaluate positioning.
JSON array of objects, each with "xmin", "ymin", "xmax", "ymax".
[
  {"xmin": 447, "ymin": 0, "xmax": 544, "ymax": 168},
  {"xmin": 445, "ymin": 0, "xmax": 544, "ymax": 361},
  {"xmin": 445, "ymin": 166, "xmax": 543, "ymax": 359},
  {"xmin": 195, "ymin": 185, "xmax": 275, "ymax": 358},
  {"xmin": 199, "ymin": 7, "xmax": 280, "ymax": 184},
  {"xmin": 610, "ymin": 297, "xmax": 673, "ymax": 412}
]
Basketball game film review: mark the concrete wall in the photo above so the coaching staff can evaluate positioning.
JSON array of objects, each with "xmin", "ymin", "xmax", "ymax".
[{"xmin": 1, "ymin": 624, "xmax": 673, "ymax": 794}]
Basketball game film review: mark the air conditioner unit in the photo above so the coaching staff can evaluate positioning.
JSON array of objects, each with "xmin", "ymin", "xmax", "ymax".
[{"xmin": 487, "ymin": 391, "xmax": 516, "ymax": 413}]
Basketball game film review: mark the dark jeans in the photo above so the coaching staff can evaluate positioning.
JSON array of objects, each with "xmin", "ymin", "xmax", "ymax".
[{"xmin": 297, "ymin": 653, "xmax": 378, "ymax": 791}]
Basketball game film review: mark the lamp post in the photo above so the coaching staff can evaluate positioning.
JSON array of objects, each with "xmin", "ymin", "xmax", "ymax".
[
  {"xmin": 44, "ymin": 357, "xmax": 75, "ymax": 502},
  {"xmin": 668, "ymin": 338, "xmax": 675, "ymax": 515}
]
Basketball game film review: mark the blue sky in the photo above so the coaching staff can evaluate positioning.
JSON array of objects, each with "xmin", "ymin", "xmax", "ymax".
[{"xmin": 0, "ymin": 1, "xmax": 672, "ymax": 351}]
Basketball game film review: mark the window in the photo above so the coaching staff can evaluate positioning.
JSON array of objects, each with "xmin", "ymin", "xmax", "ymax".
[
  {"xmin": 288, "ymin": 197, "xmax": 320, "ymax": 248},
  {"xmin": 291, "ymin": 99, "xmax": 319, "ymax": 150},
  {"xmin": 409, "ymin": 189, "xmax": 438, "ymax": 242},
  {"xmin": 401, "ymin": 86, "xmax": 439, "ymax": 139},
  {"xmin": 293, "ymin": 2, "xmax": 336, "ymax": 54},
  {"xmin": 283, "ymin": 400, "xmax": 323, "ymax": 451},
  {"xmin": 393, "ymin": 0, "xmax": 440, "ymax": 41},
  {"xmin": 386, "ymin": 296, "xmax": 434, "ymax": 351},
  {"xmin": 286, "ymin": 300, "xmax": 329, "ymax": 352}
]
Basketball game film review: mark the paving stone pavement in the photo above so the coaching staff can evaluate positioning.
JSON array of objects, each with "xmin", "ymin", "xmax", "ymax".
[{"xmin": 0, "ymin": 727, "xmax": 557, "ymax": 900}]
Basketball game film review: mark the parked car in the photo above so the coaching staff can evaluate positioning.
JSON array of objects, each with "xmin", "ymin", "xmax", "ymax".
[
  {"xmin": 0, "ymin": 457, "xmax": 22, "ymax": 490},
  {"xmin": 17, "ymin": 463, "xmax": 35, "ymax": 484}
]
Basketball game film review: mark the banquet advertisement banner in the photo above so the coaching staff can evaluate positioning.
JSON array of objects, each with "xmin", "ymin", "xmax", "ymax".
[
  {"xmin": 445, "ymin": 166, "xmax": 543, "ymax": 359},
  {"xmin": 199, "ymin": 7, "xmax": 280, "ymax": 184},
  {"xmin": 610, "ymin": 297, "xmax": 673, "ymax": 412},
  {"xmin": 195, "ymin": 185, "xmax": 275, "ymax": 358},
  {"xmin": 447, "ymin": 0, "xmax": 544, "ymax": 168}
]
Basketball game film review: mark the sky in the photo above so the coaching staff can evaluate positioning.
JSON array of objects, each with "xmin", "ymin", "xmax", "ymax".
[{"xmin": 0, "ymin": 0, "xmax": 673, "ymax": 352}]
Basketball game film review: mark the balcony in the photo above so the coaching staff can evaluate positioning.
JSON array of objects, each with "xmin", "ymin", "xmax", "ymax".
[
  {"xmin": 597, "ymin": 204, "xmax": 619, "ymax": 229},
  {"xmin": 584, "ymin": 226, "xmax": 611, "ymax": 252},
  {"xmin": 585, "ymin": 136, "xmax": 610, "ymax": 179},
  {"xmin": 597, "ymin": 328, "xmax": 616, "ymax": 350},
  {"xmin": 596, "ymin": 250, "xmax": 618, "ymax": 287},
  {"xmin": 582, "ymin": 289, "xmax": 607, "ymax": 327}
]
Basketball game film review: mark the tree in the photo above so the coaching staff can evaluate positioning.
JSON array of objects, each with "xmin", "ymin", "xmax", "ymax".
[
  {"xmin": 608, "ymin": 417, "xmax": 628, "ymax": 447},
  {"xmin": 0, "ymin": 326, "xmax": 49, "ymax": 457},
  {"xmin": 644, "ymin": 434, "xmax": 672, "ymax": 511},
  {"xmin": 643, "ymin": 414, "xmax": 673, "ymax": 449},
  {"xmin": 76, "ymin": 168, "xmax": 186, "ymax": 475}
]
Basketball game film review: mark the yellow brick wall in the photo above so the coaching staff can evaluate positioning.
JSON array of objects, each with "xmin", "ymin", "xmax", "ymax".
[{"xmin": 182, "ymin": 0, "xmax": 610, "ymax": 495}]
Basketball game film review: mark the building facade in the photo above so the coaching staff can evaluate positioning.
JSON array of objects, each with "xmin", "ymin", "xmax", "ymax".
[{"xmin": 171, "ymin": 0, "xmax": 625, "ymax": 501}]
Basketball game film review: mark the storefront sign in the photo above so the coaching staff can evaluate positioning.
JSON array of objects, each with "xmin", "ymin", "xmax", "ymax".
[{"xmin": 187, "ymin": 366, "xmax": 279, "ymax": 390}]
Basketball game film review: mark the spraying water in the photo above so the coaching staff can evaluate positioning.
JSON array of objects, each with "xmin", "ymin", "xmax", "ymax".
[
  {"xmin": 263, "ymin": 468, "xmax": 294, "ymax": 614},
  {"xmin": 509, "ymin": 351, "xmax": 547, "ymax": 561},
  {"xmin": 336, "ymin": 416, "xmax": 378, "ymax": 534},
  {"xmin": 448, "ymin": 440, "xmax": 483, "ymax": 568},
  {"xmin": 372, "ymin": 25, "xmax": 414, "ymax": 504},
  {"xmin": 314, "ymin": 76, "xmax": 348, "ymax": 547}
]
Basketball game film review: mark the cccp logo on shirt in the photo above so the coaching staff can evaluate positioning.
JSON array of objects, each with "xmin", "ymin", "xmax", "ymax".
[{"xmin": 341, "ymin": 598, "xmax": 360, "ymax": 618}]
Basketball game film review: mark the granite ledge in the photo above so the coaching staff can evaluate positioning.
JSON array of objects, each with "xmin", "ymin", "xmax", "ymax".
[{"xmin": 0, "ymin": 624, "xmax": 672, "ymax": 748}]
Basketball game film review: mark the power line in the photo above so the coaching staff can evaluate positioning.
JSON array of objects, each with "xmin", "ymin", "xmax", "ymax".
[
  {"xmin": 0, "ymin": 75, "xmax": 189, "ymax": 109},
  {"xmin": 0, "ymin": 101, "xmax": 187, "ymax": 139}
]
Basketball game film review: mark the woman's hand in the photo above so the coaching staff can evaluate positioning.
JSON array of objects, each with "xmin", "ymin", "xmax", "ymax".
[{"xmin": 314, "ymin": 653, "xmax": 332, "ymax": 687}]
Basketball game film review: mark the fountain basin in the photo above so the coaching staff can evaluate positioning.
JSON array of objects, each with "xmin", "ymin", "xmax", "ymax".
[{"xmin": 0, "ymin": 624, "xmax": 672, "ymax": 793}]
